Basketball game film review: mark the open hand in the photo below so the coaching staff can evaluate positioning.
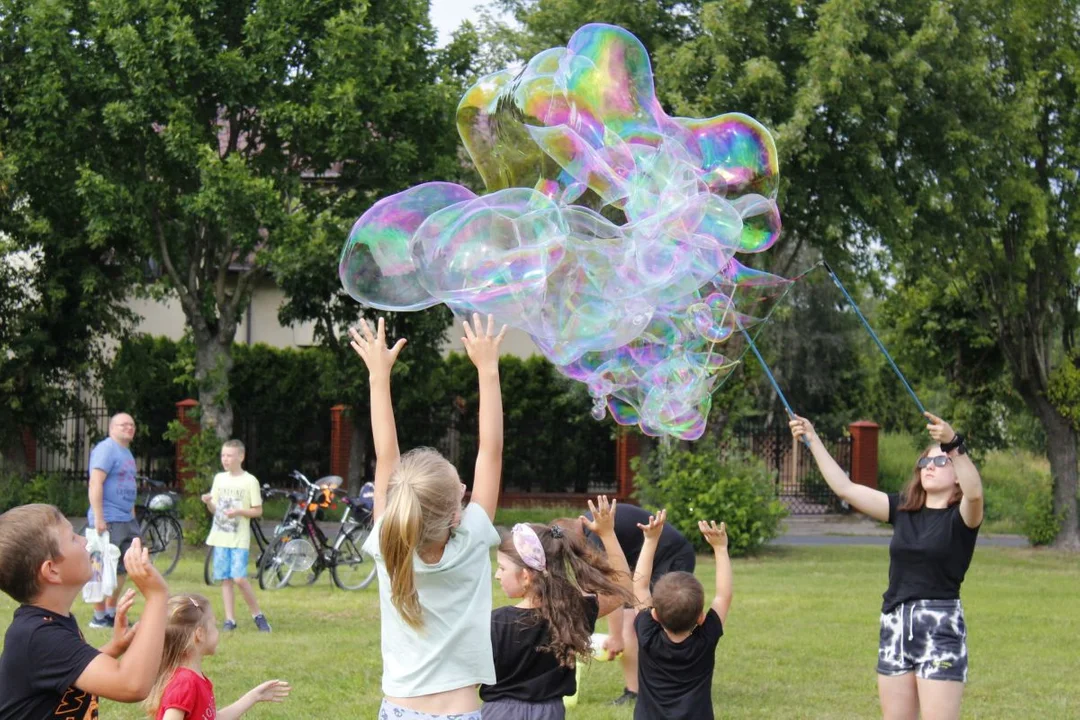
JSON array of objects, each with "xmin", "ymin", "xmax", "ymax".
[
  {"xmin": 581, "ymin": 496, "xmax": 616, "ymax": 536},
  {"xmin": 636, "ymin": 509, "xmax": 666, "ymax": 541},
  {"xmin": 699, "ymin": 520, "xmax": 728, "ymax": 551},
  {"xmin": 249, "ymin": 679, "xmax": 291, "ymax": 703},
  {"xmin": 124, "ymin": 538, "xmax": 168, "ymax": 599},
  {"xmin": 462, "ymin": 313, "xmax": 507, "ymax": 372},
  {"xmin": 349, "ymin": 317, "xmax": 407, "ymax": 381},
  {"xmin": 111, "ymin": 589, "xmax": 138, "ymax": 653},
  {"xmin": 924, "ymin": 412, "xmax": 956, "ymax": 444}
]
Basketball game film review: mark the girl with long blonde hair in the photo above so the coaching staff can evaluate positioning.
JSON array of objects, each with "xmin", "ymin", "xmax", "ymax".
[
  {"xmin": 143, "ymin": 593, "xmax": 289, "ymax": 719},
  {"xmin": 351, "ymin": 314, "xmax": 507, "ymax": 720}
]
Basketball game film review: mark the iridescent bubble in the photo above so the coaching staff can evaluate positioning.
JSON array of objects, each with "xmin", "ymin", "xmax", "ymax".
[{"xmin": 339, "ymin": 23, "xmax": 788, "ymax": 440}]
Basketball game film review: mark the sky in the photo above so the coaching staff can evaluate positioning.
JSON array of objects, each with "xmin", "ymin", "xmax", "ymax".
[{"xmin": 429, "ymin": 0, "xmax": 502, "ymax": 47}]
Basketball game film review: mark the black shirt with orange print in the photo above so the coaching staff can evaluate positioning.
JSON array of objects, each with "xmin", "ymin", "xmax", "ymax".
[{"xmin": 0, "ymin": 605, "xmax": 100, "ymax": 720}]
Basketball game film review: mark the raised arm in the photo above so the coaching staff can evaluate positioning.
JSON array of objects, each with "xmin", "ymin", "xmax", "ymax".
[
  {"xmin": 926, "ymin": 412, "xmax": 983, "ymax": 528},
  {"xmin": 580, "ymin": 496, "xmax": 633, "ymax": 617},
  {"xmin": 699, "ymin": 520, "xmax": 733, "ymax": 624},
  {"xmin": 790, "ymin": 415, "xmax": 890, "ymax": 522},
  {"xmin": 350, "ymin": 317, "xmax": 407, "ymax": 522},
  {"xmin": 75, "ymin": 541, "xmax": 168, "ymax": 701},
  {"xmin": 633, "ymin": 509, "xmax": 666, "ymax": 609},
  {"xmin": 462, "ymin": 314, "xmax": 507, "ymax": 521}
]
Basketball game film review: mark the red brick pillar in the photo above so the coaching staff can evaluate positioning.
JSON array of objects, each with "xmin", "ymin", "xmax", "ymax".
[
  {"xmin": 330, "ymin": 405, "xmax": 353, "ymax": 479},
  {"xmin": 176, "ymin": 399, "xmax": 200, "ymax": 488},
  {"xmin": 849, "ymin": 420, "xmax": 880, "ymax": 489},
  {"xmin": 20, "ymin": 429, "xmax": 37, "ymax": 474},
  {"xmin": 615, "ymin": 429, "xmax": 641, "ymax": 500}
]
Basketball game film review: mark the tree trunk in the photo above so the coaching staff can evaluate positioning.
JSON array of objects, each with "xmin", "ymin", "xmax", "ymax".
[
  {"xmin": 194, "ymin": 338, "xmax": 235, "ymax": 441},
  {"xmin": 1031, "ymin": 395, "xmax": 1080, "ymax": 549}
]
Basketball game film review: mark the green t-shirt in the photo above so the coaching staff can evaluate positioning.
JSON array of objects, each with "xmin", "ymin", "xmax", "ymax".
[{"xmin": 205, "ymin": 471, "xmax": 261, "ymax": 549}]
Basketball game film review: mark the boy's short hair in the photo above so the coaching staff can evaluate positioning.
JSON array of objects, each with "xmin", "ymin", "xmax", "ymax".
[
  {"xmin": 222, "ymin": 439, "xmax": 245, "ymax": 453},
  {"xmin": 0, "ymin": 504, "xmax": 67, "ymax": 604},
  {"xmin": 652, "ymin": 571, "xmax": 705, "ymax": 634}
]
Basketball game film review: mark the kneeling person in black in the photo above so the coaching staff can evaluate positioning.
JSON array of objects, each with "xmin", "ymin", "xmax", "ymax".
[
  {"xmin": 572, "ymin": 502, "xmax": 696, "ymax": 705},
  {"xmin": 632, "ymin": 509, "xmax": 731, "ymax": 720}
]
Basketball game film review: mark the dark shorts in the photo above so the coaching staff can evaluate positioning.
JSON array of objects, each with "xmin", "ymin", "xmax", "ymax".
[
  {"xmin": 877, "ymin": 599, "xmax": 968, "ymax": 682},
  {"xmin": 480, "ymin": 698, "xmax": 563, "ymax": 720},
  {"xmin": 650, "ymin": 543, "xmax": 697, "ymax": 588},
  {"xmin": 105, "ymin": 520, "xmax": 143, "ymax": 576}
]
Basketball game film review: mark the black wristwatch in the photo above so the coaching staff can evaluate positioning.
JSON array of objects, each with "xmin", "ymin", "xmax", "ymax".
[{"xmin": 941, "ymin": 433, "xmax": 967, "ymax": 455}]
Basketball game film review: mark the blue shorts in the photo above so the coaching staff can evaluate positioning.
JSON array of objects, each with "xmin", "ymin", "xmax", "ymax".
[{"xmin": 212, "ymin": 546, "xmax": 250, "ymax": 580}]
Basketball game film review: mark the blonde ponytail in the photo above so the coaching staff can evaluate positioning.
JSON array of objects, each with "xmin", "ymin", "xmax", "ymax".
[
  {"xmin": 381, "ymin": 482, "xmax": 424, "ymax": 629},
  {"xmin": 379, "ymin": 447, "xmax": 463, "ymax": 631}
]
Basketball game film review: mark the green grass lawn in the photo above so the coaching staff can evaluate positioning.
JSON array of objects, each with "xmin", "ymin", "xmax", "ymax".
[{"xmin": 2, "ymin": 545, "xmax": 1076, "ymax": 719}]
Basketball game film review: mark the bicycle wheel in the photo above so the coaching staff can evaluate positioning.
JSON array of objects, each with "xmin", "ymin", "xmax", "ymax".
[
  {"xmin": 331, "ymin": 523, "xmax": 377, "ymax": 591},
  {"xmin": 257, "ymin": 537, "xmax": 295, "ymax": 591},
  {"xmin": 144, "ymin": 515, "xmax": 183, "ymax": 576}
]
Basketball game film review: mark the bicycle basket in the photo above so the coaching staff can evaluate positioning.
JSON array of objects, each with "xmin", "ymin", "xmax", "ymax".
[
  {"xmin": 148, "ymin": 492, "xmax": 177, "ymax": 511},
  {"xmin": 280, "ymin": 538, "xmax": 317, "ymax": 572}
]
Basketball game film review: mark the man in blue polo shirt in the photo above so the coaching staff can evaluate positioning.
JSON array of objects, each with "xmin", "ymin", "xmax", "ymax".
[{"xmin": 86, "ymin": 412, "xmax": 141, "ymax": 629}]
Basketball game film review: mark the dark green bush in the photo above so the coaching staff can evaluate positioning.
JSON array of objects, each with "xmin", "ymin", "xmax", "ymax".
[
  {"xmin": 1022, "ymin": 487, "xmax": 1061, "ymax": 546},
  {"xmin": 0, "ymin": 472, "xmax": 88, "ymax": 516},
  {"xmin": 632, "ymin": 437, "xmax": 787, "ymax": 556}
]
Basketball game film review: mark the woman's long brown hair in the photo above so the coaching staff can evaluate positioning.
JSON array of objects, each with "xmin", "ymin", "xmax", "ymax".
[
  {"xmin": 499, "ymin": 523, "xmax": 633, "ymax": 668},
  {"xmin": 898, "ymin": 445, "xmax": 964, "ymax": 511}
]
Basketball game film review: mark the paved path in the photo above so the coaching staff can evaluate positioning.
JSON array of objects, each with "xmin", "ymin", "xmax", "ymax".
[{"xmin": 773, "ymin": 514, "xmax": 1029, "ymax": 548}]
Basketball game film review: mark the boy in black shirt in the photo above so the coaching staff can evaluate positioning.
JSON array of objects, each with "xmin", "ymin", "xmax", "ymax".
[
  {"xmin": 0, "ymin": 503, "xmax": 169, "ymax": 719},
  {"xmin": 632, "ymin": 509, "xmax": 732, "ymax": 720}
]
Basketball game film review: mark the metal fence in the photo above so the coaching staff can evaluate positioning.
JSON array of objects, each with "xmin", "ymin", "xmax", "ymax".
[
  {"xmin": 724, "ymin": 424, "xmax": 852, "ymax": 514},
  {"xmin": 34, "ymin": 401, "xmax": 176, "ymax": 486}
]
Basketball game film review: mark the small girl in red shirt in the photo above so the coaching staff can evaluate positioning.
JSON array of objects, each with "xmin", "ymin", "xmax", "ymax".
[{"xmin": 144, "ymin": 593, "xmax": 290, "ymax": 719}]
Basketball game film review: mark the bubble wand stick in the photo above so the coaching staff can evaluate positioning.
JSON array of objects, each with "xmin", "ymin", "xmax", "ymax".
[
  {"xmin": 821, "ymin": 260, "xmax": 927, "ymax": 416},
  {"xmin": 731, "ymin": 310, "xmax": 809, "ymax": 448}
]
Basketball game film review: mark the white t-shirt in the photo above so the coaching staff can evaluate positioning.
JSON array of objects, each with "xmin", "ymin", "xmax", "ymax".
[{"xmin": 363, "ymin": 502, "xmax": 501, "ymax": 697}]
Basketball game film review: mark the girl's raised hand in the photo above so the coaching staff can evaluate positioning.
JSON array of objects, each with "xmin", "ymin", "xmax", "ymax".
[
  {"xmin": 250, "ymin": 679, "xmax": 291, "ymax": 703},
  {"xmin": 462, "ymin": 313, "xmax": 508, "ymax": 372},
  {"xmin": 349, "ymin": 317, "xmax": 406, "ymax": 381},
  {"xmin": 924, "ymin": 412, "xmax": 956, "ymax": 444},
  {"xmin": 581, "ymin": 495, "xmax": 617, "ymax": 536},
  {"xmin": 636, "ymin": 509, "xmax": 666, "ymax": 541}
]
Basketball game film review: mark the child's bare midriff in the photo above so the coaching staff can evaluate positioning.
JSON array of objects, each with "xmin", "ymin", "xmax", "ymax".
[{"xmin": 386, "ymin": 685, "xmax": 481, "ymax": 714}]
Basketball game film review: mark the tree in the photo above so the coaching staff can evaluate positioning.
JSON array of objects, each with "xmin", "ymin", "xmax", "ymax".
[
  {"xmin": 1, "ymin": 0, "xmax": 461, "ymax": 440},
  {"xmin": 487, "ymin": 0, "xmax": 1080, "ymax": 546}
]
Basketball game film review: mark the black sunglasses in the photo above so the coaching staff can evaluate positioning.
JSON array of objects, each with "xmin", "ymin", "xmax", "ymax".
[{"xmin": 916, "ymin": 456, "xmax": 951, "ymax": 469}]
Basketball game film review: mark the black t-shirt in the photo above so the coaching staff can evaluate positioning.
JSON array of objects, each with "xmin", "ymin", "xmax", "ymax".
[
  {"xmin": 882, "ymin": 493, "xmax": 980, "ymax": 612},
  {"xmin": 480, "ymin": 596, "xmax": 600, "ymax": 703},
  {"xmin": 584, "ymin": 504, "xmax": 693, "ymax": 571},
  {"xmin": 0, "ymin": 605, "xmax": 101, "ymax": 720},
  {"xmin": 634, "ymin": 607, "xmax": 722, "ymax": 720}
]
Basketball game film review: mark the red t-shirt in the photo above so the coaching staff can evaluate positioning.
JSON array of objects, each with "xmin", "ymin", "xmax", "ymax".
[{"xmin": 156, "ymin": 667, "xmax": 216, "ymax": 720}]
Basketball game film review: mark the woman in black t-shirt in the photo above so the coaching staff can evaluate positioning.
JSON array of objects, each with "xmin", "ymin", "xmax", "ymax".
[
  {"xmin": 791, "ymin": 411, "xmax": 984, "ymax": 720},
  {"xmin": 480, "ymin": 496, "xmax": 633, "ymax": 719}
]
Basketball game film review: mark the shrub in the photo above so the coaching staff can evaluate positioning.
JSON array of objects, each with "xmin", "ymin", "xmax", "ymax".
[
  {"xmin": 1021, "ymin": 487, "xmax": 1061, "ymax": 546},
  {"xmin": 164, "ymin": 420, "xmax": 222, "ymax": 545},
  {"xmin": 0, "ymin": 472, "xmax": 87, "ymax": 516},
  {"xmin": 632, "ymin": 437, "xmax": 787, "ymax": 556}
]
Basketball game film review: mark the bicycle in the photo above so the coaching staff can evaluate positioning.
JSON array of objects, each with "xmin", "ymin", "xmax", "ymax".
[
  {"xmin": 257, "ymin": 470, "xmax": 377, "ymax": 591},
  {"xmin": 78, "ymin": 476, "xmax": 184, "ymax": 576},
  {"xmin": 202, "ymin": 485, "xmax": 287, "ymax": 586}
]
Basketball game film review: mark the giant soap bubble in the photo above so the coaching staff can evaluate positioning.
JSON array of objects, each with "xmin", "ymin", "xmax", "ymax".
[{"xmin": 340, "ymin": 23, "xmax": 789, "ymax": 440}]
